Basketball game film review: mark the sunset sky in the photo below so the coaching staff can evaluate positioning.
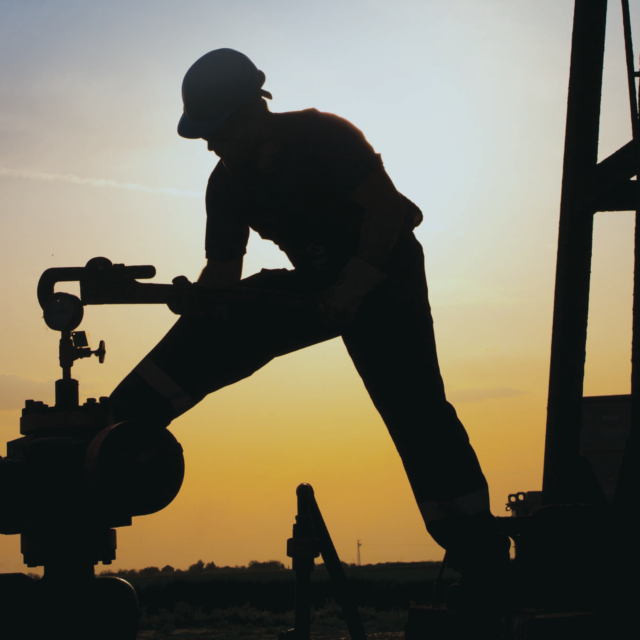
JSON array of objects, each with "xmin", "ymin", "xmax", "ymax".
[{"xmin": 1, "ymin": 0, "xmax": 638, "ymax": 573}]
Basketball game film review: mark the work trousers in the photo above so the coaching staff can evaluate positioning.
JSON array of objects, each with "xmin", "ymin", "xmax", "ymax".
[{"xmin": 110, "ymin": 232, "xmax": 492, "ymax": 548}]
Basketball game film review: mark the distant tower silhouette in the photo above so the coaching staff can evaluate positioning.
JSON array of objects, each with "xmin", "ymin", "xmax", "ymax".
[{"xmin": 356, "ymin": 540, "xmax": 362, "ymax": 567}]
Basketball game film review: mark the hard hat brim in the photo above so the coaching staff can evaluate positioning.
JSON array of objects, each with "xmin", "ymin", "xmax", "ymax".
[{"xmin": 177, "ymin": 109, "xmax": 235, "ymax": 140}]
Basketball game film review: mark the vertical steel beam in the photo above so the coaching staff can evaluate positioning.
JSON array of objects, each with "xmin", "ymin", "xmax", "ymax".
[
  {"xmin": 615, "ymin": 0, "xmax": 640, "ymax": 516},
  {"xmin": 542, "ymin": 0, "xmax": 608, "ymax": 505},
  {"xmin": 615, "ymin": 201, "xmax": 640, "ymax": 513}
]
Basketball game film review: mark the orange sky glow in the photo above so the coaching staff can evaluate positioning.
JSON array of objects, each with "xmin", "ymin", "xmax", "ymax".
[{"xmin": 1, "ymin": 0, "xmax": 638, "ymax": 573}]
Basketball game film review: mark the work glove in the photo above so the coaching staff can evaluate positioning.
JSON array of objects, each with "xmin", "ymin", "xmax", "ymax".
[
  {"xmin": 167, "ymin": 275, "xmax": 192, "ymax": 315},
  {"xmin": 169, "ymin": 276, "xmax": 231, "ymax": 319},
  {"xmin": 321, "ymin": 257, "xmax": 386, "ymax": 327}
]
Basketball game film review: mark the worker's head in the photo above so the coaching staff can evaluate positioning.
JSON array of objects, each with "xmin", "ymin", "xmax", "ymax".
[
  {"xmin": 178, "ymin": 48, "xmax": 272, "ymax": 141},
  {"xmin": 203, "ymin": 98, "xmax": 278, "ymax": 170}
]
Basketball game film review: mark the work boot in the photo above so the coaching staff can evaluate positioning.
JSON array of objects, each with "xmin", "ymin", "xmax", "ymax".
[{"xmin": 445, "ymin": 530, "xmax": 512, "ymax": 615}]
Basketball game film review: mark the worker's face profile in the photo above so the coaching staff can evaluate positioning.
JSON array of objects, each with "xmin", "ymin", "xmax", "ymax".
[
  {"xmin": 204, "ymin": 107, "xmax": 267, "ymax": 169},
  {"xmin": 206, "ymin": 132, "xmax": 261, "ymax": 169}
]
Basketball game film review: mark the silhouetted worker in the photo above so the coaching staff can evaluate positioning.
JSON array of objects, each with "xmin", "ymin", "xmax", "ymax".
[{"xmin": 110, "ymin": 49, "xmax": 510, "ymax": 611}]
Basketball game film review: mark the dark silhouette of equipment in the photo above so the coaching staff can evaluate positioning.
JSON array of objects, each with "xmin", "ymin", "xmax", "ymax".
[
  {"xmin": 496, "ymin": 0, "xmax": 637, "ymax": 619},
  {"xmin": 407, "ymin": 1, "xmax": 638, "ymax": 637},
  {"xmin": 0, "ymin": 258, "xmax": 193, "ymax": 639},
  {"xmin": 280, "ymin": 484, "xmax": 366, "ymax": 640},
  {"xmin": 0, "ymin": 256, "xmax": 319, "ymax": 639},
  {"xmin": 3, "ymin": 2, "xmax": 639, "ymax": 637}
]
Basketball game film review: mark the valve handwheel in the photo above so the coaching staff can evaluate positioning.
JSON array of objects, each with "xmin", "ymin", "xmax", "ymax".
[{"xmin": 95, "ymin": 340, "xmax": 106, "ymax": 364}]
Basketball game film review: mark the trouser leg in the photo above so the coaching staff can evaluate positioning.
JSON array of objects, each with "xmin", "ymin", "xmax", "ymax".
[
  {"xmin": 109, "ymin": 269, "xmax": 337, "ymax": 426},
  {"xmin": 345, "ymin": 235, "xmax": 512, "ymax": 610},
  {"xmin": 342, "ymin": 233, "xmax": 495, "ymax": 550}
]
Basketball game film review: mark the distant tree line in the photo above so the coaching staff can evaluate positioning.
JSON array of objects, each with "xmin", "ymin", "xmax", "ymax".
[
  {"xmin": 101, "ymin": 559, "xmax": 287, "ymax": 578},
  {"xmin": 128, "ymin": 561, "xmax": 450, "ymax": 616},
  {"xmin": 99, "ymin": 559, "xmax": 439, "ymax": 579}
]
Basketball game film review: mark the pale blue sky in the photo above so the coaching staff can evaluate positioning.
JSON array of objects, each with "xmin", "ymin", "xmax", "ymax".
[
  {"xmin": 1, "ymin": 0, "xmax": 638, "ymax": 424},
  {"xmin": 1, "ymin": 0, "xmax": 638, "ymax": 421},
  {"xmin": 0, "ymin": 1, "xmax": 583, "ymax": 275}
]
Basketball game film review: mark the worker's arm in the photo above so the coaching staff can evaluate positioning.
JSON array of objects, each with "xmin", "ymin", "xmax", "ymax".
[
  {"xmin": 321, "ymin": 168, "xmax": 407, "ymax": 326},
  {"xmin": 352, "ymin": 167, "xmax": 406, "ymax": 269},
  {"xmin": 197, "ymin": 257, "xmax": 243, "ymax": 288}
]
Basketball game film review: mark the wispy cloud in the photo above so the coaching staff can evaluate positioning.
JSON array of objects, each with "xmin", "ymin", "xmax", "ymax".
[
  {"xmin": 448, "ymin": 387, "xmax": 529, "ymax": 403},
  {"xmin": 0, "ymin": 166, "xmax": 203, "ymax": 198}
]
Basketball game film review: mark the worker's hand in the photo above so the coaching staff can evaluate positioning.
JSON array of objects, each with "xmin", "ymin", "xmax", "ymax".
[
  {"xmin": 198, "ymin": 258, "xmax": 243, "ymax": 289},
  {"xmin": 321, "ymin": 258, "xmax": 386, "ymax": 327},
  {"xmin": 168, "ymin": 275, "xmax": 194, "ymax": 315}
]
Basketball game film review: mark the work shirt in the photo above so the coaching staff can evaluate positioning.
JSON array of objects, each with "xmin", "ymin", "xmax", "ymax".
[{"xmin": 205, "ymin": 108, "xmax": 420, "ymax": 284}]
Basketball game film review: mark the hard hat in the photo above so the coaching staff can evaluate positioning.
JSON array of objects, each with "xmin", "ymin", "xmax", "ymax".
[{"xmin": 177, "ymin": 48, "xmax": 272, "ymax": 139}]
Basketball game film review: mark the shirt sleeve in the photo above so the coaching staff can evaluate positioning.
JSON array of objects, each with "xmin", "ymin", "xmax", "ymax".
[
  {"xmin": 305, "ymin": 111, "xmax": 384, "ymax": 196},
  {"xmin": 205, "ymin": 162, "xmax": 250, "ymax": 261}
]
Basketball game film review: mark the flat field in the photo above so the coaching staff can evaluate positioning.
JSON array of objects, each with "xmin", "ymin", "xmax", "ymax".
[{"xmin": 131, "ymin": 562, "xmax": 458, "ymax": 640}]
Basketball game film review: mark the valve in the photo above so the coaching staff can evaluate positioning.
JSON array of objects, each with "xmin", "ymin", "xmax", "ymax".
[
  {"xmin": 70, "ymin": 332, "xmax": 106, "ymax": 365},
  {"xmin": 58, "ymin": 331, "xmax": 106, "ymax": 386},
  {"xmin": 95, "ymin": 340, "xmax": 106, "ymax": 364}
]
